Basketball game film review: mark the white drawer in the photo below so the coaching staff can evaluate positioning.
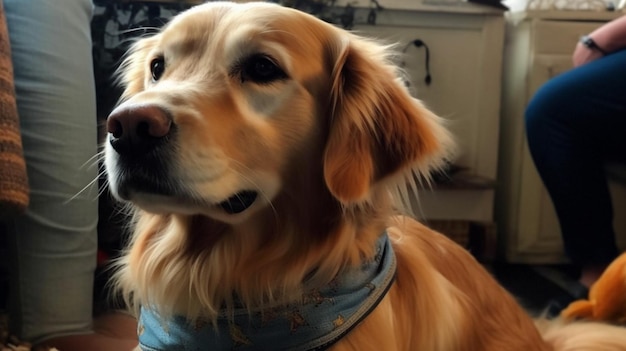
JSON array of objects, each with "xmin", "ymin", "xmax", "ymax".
[{"xmin": 533, "ymin": 20, "xmax": 607, "ymax": 55}]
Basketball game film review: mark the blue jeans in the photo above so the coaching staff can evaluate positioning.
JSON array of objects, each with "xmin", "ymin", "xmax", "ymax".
[
  {"xmin": 525, "ymin": 49, "xmax": 626, "ymax": 267},
  {"xmin": 5, "ymin": 0, "xmax": 98, "ymax": 343}
]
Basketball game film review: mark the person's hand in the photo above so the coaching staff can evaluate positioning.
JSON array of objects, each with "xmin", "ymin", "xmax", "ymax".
[{"xmin": 572, "ymin": 41, "xmax": 604, "ymax": 67}]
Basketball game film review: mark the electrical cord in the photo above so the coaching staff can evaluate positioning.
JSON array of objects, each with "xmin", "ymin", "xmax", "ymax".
[{"xmin": 401, "ymin": 39, "xmax": 432, "ymax": 86}]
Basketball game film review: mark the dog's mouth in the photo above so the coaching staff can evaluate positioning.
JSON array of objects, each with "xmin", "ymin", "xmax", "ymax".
[
  {"xmin": 117, "ymin": 187, "xmax": 259, "ymax": 217},
  {"xmin": 110, "ymin": 164, "xmax": 260, "ymax": 215},
  {"xmin": 218, "ymin": 190, "xmax": 258, "ymax": 214}
]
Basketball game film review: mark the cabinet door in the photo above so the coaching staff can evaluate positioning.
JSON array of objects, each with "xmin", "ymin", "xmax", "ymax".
[
  {"xmin": 528, "ymin": 55, "xmax": 573, "ymax": 96},
  {"xmin": 513, "ymin": 55, "xmax": 572, "ymax": 262},
  {"xmin": 501, "ymin": 15, "xmax": 626, "ymax": 263},
  {"xmin": 516, "ymin": 140, "xmax": 565, "ymax": 260},
  {"xmin": 532, "ymin": 20, "xmax": 607, "ymax": 56},
  {"xmin": 353, "ymin": 19, "xmax": 503, "ymax": 221},
  {"xmin": 354, "ymin": 23, "xmax": 501, "ymax": 180},
  {"xmin": 514, "ymin": 54, "xmax": 626, "ymax": 262}
]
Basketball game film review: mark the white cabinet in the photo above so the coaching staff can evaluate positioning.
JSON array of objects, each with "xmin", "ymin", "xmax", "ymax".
[
  {"xmin": 497, "ymin": 11, "xmax": 626, "ymax": 263},
  {"xmin": 353, "ymin": 5, "xmax": 505, "ymax": 223}
]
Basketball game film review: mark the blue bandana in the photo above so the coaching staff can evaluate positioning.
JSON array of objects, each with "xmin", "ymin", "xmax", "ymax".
[{"xmin": 138, "ymin": 233, "xmax": 396, "ymax": 351}]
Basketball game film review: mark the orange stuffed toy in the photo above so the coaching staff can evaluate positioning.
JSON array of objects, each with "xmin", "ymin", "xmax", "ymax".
[{"xmin": 561, "ymin": 252, "xmax": 626, "ymax": 324}]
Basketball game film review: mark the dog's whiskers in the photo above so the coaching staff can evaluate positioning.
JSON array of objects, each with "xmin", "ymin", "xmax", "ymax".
[
  {"xmin": 65, "ymin": 151, "xmax": 109, "ymax": 204},
  {"xmin": 65, "ymin": 172, "xmax": 104, "ymax": 204},
  {"xmin": 97, "ymin": 177, "xmax": 110, "ymax": 199},
  {"xmin": 110, "ymin": 27, "xmax": 161, "ymax": 37},
  {"xmin": 79, "ymin": 149, "xmax": 106, "ymax": 170}
]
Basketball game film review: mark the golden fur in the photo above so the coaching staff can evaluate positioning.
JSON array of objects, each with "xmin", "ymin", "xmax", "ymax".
[{"xmin": 105, "ymin": 2, "xmax": 626, "ymax": 350}]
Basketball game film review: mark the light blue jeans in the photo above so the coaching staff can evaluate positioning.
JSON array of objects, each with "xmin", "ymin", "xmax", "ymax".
[{"xmin": 4, "ymin": 0, "xmax": 98, "ymax": 343}]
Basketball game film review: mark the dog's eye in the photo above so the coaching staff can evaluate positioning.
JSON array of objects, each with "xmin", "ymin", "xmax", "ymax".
[
  {"xmin": 240, "ymin": 54, "xmax": 287, "ymax": 84},
  {"xmin": 150, "ymin": 57, "xmax": 165, "ymax": 81}
]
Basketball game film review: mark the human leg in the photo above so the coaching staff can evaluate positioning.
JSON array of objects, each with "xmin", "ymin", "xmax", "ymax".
[
  {"xmin": 525, "ymin": 50, "xmax": 626, "ymax": 278},
  {"xmin": 5, "ymin": 0, "xmax": 135, "ymax": 348}
]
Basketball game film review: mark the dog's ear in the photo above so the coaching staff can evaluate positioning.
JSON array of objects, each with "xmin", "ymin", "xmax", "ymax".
[{"xmin": 323, "ymin": 37, "xmax": 452, "ymax": 205}]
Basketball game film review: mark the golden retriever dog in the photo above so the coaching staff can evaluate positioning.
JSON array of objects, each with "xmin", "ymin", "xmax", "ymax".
[{"xmin": 104, "ymin": 2, "xmax": 626, "ymax": 350}]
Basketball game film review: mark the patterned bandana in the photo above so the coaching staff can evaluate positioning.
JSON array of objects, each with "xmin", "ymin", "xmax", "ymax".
[{"xmin": 138, "ymin": 233, "xmax": 397, "ymax": 351}]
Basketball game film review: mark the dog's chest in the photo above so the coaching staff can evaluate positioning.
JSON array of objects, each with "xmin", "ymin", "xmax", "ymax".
[{"xmin": 137, "ymin": 234, "xmax": 396, "ymax": 351}]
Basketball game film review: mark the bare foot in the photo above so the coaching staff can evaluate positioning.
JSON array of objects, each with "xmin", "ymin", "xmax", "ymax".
[{"xmin": 579, "ymin": 264, "xmax": 608, "ymax": 288}]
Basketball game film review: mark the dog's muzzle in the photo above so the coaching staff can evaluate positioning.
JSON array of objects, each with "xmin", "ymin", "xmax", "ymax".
[{"xmin": 106, "ymin": 104, "xmax": 259, "ymax": 215}]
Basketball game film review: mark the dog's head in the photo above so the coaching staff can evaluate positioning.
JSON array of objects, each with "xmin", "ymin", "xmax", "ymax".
[
  {"xmin": 105, "ymin": 1, "xmax": 452, "ymax": 225},
  {"xmin": 106, "ymin": 1, "xmax": 453, "ymax": 319}
]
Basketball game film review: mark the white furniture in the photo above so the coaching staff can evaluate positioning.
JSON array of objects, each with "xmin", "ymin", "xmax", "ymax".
[
  {"xmin": 352, "ymin": 3, "xmax": 506, "ymax": 224},
  {"xmin": 497, "ymin": 10, "xmax": 626, "ymax": 263}
]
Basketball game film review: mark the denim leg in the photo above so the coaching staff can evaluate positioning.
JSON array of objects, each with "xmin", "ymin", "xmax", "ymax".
[
  {"xmin": 4, "ymin": 0, "xmax": 98, "ymax": 343},
  {"xmin": 525, "ymin": 49, "xmax": 626, "ymax": 267}
]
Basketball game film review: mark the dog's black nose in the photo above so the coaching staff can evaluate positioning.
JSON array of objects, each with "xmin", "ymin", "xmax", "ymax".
[{"xmin": 107, "ymin": 104, "xmax": 172, "ymax": 155}]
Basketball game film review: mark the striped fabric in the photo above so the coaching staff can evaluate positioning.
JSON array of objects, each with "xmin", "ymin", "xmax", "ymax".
[{"xmin": 0, "ymin": 0, "xmax": 28, "ymax": 217}]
